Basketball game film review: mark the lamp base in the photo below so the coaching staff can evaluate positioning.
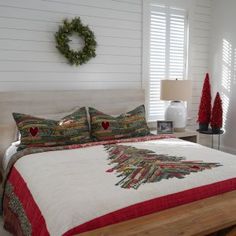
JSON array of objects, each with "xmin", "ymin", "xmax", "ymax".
[{"xmin": 165, "ymin": 101, "xmax": 187, "ymax": 132}]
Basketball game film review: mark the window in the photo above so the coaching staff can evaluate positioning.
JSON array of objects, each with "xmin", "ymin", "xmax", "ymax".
[{"xmin": 143, "ymin": 1, "xmax": 188, "ymax": 121}]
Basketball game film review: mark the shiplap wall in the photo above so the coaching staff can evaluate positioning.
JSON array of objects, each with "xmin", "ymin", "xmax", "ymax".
[
  {"xmin": 0, "ymin": 0, "xmax": 142, "ymax": 91},
  {"xmin": 188, "ymin": 0, "xmax": 212, "ymax": 126},
  {"xmin": 188, "ymin": 0, "xmax": 212, "ymax": 146}
]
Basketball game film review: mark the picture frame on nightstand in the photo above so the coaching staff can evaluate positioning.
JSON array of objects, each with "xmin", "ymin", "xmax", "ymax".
[{"xmin": 157, "ymin": 121, "xmax": 174, "ymax": 134}]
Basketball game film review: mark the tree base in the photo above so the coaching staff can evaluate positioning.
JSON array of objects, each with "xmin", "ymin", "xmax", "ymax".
[
  {"xmin": 199, "ymin": 123, "xmax": 209, "ymax": 131},
  {"xmin": 212, "ymin": 127, "xmax": 221, "ymax": 134}
]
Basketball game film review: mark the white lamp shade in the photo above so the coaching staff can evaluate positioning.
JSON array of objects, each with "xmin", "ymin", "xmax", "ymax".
[{"xmin": 160, "ymin": 80, "xmax": 192, "ymax": 101}]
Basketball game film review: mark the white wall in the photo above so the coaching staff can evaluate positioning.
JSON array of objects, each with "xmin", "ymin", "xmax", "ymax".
[
  {"xmin": 0, "ymin": 0, "xmax": 212, "ymax": 95},
  {"xmin": 188, "ymin": 0, "xmax": 212, "ymax": 129},
  {"xmin": 187, "ymin": 0, "xmax": 213, "ymax": 147},
  {"xmin": 0, "ymin": 0, "xmax": 142, "ymax": 90},
  {"xmin": 210, "ymin": 0, "xmax": 236, "ymax": 154}
]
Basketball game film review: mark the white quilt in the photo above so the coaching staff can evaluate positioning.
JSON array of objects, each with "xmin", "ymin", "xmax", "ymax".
[{"xmin": 12, "ymin": 138, "xmax": 236, "ymax": 235}]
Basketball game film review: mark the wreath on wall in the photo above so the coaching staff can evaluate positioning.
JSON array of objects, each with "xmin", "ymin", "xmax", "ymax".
[{"xmin": 55, "ymin": 17, "xmax": 97, "ymax": 66}]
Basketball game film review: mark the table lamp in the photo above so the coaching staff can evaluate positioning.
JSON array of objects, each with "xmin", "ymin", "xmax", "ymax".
[{"xmin": 160, "ymin": 79, "xmax": 192, "ymax": 132}]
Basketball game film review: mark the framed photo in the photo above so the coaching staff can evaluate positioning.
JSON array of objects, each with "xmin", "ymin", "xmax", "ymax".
[{"xmin": 157, "ymin": 121, "xmax": 173, "ymax": 134}]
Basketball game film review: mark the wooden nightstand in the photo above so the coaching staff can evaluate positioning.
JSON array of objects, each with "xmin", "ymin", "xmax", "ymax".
[
  {"xmin": 151, "ymin": 130, "xmax": 199, "ymax": 143},
  {"xmin": 174, "ymin": 130, "xmax": 199, "ymax": 143}
]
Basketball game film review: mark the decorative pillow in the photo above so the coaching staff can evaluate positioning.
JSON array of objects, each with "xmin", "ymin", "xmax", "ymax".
[
  {"xmin": 89, "ymin": 105, "xmax": 150, "ymax": 141},
  {"xmin": 15, "ymin": 107, "xmax": 81, "ymax": 141},
  {"xmin": 13, "ymin": 107, "xmax": 90, "ymax": 150}
]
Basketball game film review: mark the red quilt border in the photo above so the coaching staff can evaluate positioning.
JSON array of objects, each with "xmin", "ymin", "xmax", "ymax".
[
  {"xmin": 7, "ymin": 167, "xmax": 50, "ymax": 236},
  {"xmin": 5, "ymin": 167, "xmax": 236, "ymax": 236},
  {"xmin": 64, "ymin": 177, "xmax": 236, "ymax": 235}
]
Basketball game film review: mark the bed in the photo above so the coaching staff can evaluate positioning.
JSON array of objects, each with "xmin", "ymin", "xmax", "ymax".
[{"xmin": 0, "ymin": 90, "xmax": 236, "ymax": 236}]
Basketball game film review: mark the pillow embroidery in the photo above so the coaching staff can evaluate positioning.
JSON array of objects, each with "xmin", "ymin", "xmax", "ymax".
[
  {"xmin": 102, "ymin": 121, "xmax": 109, "ymax": 130},
  {"xmin": 29, "ymin": 127, "xmax": 39, "ymax": 137}
]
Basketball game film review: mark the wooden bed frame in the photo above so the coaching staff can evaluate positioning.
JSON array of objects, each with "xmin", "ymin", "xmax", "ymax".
[
  {"xmin": 80, "ymin": 191, "xmax": 236, "ymax": 236},
  {"xmin": 0, "ymin": 90, "xmax": 235, "ymax": 236}
]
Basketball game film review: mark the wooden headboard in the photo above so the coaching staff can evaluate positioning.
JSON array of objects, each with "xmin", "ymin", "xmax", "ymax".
[{"xmin": 0, "ymin": 89, "xmax": 145, "ymax": 164}]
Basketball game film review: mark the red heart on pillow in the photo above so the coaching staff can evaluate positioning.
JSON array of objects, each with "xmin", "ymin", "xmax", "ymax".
[
  {"xmin": 102, "ymin": 121, "xmax": 109, "ymax": 130},
  {"xmin": 30, "ymin": 127, "xmax": 39, "ymax": 137}
]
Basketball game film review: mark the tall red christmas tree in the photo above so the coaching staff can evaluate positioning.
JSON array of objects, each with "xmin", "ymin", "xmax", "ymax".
[
  {"xmin": 211, "ymin": 92, "xmax": 223, "ymax": 130},
  {"xmin": 197, "ymin": 73, "xmax": 212, "ymax": 129}
]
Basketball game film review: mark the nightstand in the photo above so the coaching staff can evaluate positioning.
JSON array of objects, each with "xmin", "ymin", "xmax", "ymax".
[
  {"xmin": 174, "ymin": 130, "xmax": 199, "ymax": 143},
  {"xmin": 151, "ymin": 130, "xmax": 199, "ymax": 143}
]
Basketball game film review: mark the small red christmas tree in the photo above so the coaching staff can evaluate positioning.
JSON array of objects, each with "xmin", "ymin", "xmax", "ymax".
[
  {"xmin": 211, "ymin": 92, "xmax": 223, "ymax": 129},
  {"xmin": 197, "ymin": 73, "xmax": 212, "ymax": 124}
]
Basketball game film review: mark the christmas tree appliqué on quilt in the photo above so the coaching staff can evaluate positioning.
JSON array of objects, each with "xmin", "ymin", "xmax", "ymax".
[{"xmin": 104, "ymin": 144, "xmax": 221, "ymax": 189}]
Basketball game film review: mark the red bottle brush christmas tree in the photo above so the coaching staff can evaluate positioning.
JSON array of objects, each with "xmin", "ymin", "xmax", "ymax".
[
  {"xmin": 211, "ymin": 92, "xmax": 223, "ymax": 133},
  {"xmin": 197, "ymin": 73, "xmax": 212, "ymax": 130}
]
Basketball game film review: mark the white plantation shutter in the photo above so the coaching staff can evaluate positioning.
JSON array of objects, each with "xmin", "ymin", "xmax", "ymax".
[{"xmin": 147, "ymin": 4, "xmax": 188, "ymax": 121}]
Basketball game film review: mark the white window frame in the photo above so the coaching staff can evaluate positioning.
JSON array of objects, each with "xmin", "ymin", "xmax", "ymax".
[{"xmin": 142, "ymin": 0, "xmax": 189, "ymax": 122}]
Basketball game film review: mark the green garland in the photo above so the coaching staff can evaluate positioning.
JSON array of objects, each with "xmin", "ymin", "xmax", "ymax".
[{"xmin": 55, "ymin": 17, "xmax": 97, "ymax": 66}]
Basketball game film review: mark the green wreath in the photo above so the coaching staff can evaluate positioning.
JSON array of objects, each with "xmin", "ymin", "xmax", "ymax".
[{"xmin": 55, "ymin": 17, "xmax": 97, "ymax": 66}]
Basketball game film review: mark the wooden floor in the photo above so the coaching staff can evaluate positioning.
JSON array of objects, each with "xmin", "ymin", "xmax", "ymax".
[{"xmin": 80, "ymin": 191, "xmax": 236, "ymax": 236}]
